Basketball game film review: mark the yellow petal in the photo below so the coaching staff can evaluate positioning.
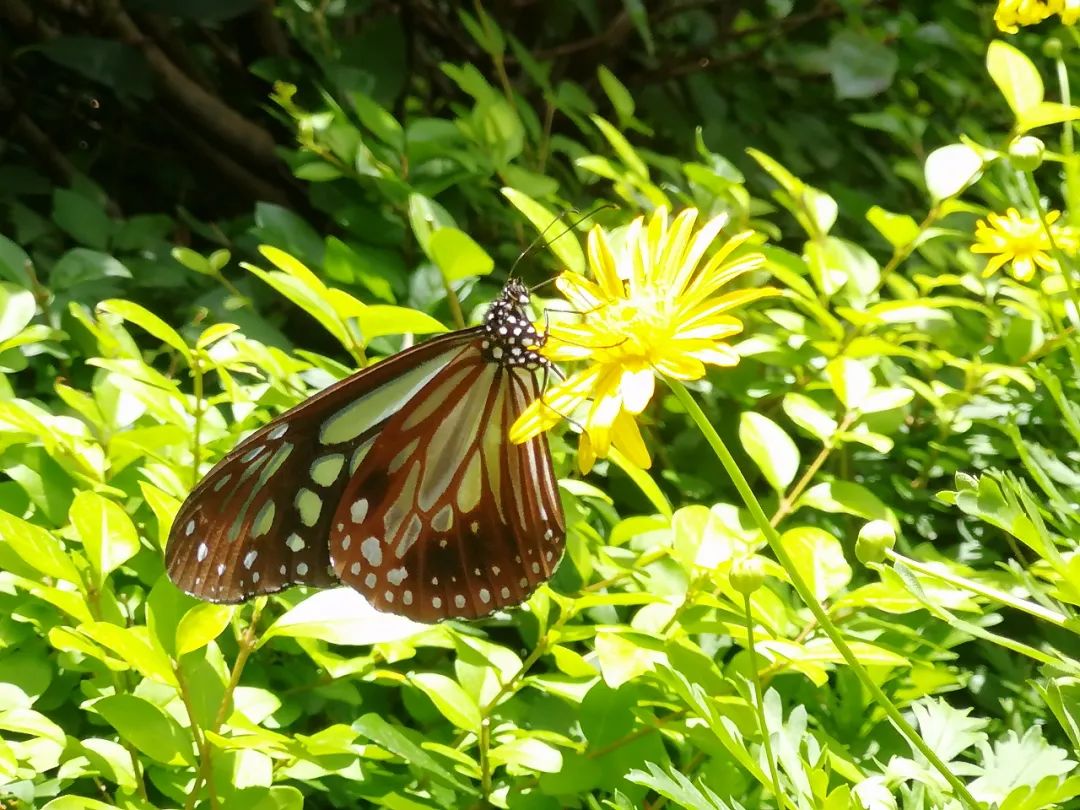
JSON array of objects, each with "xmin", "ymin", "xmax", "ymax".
[
  {"xmin": 655, "ymin": 208, "xmax": 698, "ymax": 286},
  {"xmin": 673, "ymin": 230, "xmax": 757, "ymax": 300},
  {"xmin": 687, "ymin": 345, "xmax": 741, "ymax": 366},
  {"xmin": 620, "ymin": 366, "xmax": 655, "ymax": 414},
  {"xmin": 667, "ymin": 211, "xmax": 727, "ymax": 294},
  {"xmin": 577, "ymin": 431, "xmax": 597, "ymax": 474},
  {"xmin": 653, "ymin": 354, "xmax": 706, "ymax": 379},
  {"xmin": 556, "ymin": 272, "xmax": 606, "ymax": 311},
  {"xmin": 587, "ymin": 227, "xmax": 624, "ymax": 298},
  {"xmin": 611, "ymin": 411, "xmax": 651, "ymax": 469}
]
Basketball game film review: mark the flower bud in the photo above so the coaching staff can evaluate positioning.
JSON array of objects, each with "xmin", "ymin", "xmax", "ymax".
[
  {"xmin": 730, "ymin": 555, "xmax": 766, "ymax": 596},
  {"xmin": 1044, "ymin": 38, "xmax": 1063, "ymax": 60},
  {"xmin": 1008, "ymin": 136, "xmax": 1045, "ymax": 172},
  {"xmin": 855, "ymin": 520, "xmax": 896, "ymax": 565}
]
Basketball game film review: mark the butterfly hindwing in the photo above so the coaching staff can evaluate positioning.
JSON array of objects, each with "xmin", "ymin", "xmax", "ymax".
[
  {"xmin": 165, "ymin": 333, "xmax": 476, "ymax": 603},
  {"xmin": 329, "ymin": 344, "xmax": 566, "ymax": 622}
]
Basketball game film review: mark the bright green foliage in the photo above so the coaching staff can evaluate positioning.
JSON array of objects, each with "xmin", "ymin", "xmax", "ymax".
[{"xmin": 1, "ymin": 2, "xmax": 1080, "ymax": 809}]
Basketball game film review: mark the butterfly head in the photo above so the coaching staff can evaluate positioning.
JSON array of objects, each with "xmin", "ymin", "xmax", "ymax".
[{"xmin": 481, "ymin": 280, "xmax": 548, "ymax": 369}]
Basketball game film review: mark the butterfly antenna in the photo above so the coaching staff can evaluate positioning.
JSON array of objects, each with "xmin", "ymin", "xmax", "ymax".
[{"xmin": 510, "ymin": 203, "xmax": 618, "ymax": 280}]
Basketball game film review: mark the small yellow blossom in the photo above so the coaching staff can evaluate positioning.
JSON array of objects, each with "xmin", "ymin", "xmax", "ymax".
[
  {"xmin": 971, "ymin": 207, "xmax": 1060, "ymax": 281},
  {"xmin": 511, "ymin": 208, "xmax": 776, "ymax": 473},
  {"xmin": 995, "ymin": 0, "xmax": 1079, "ymax": 30}
]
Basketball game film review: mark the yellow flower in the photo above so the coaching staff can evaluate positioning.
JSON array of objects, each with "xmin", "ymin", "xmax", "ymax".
[
  {"xmin": 995, "ymin": 0, "xmax": 1056, "ymax": 31},
  {"xmin": 995, "ymin": 0, "xmax": 1080, "ymax": 29},
  {"xmin": 971, "ymin": 207, "xmax": 1060, "ymax": 281},
  {"xmin": 511, "ymin": 208, "xmax": 776, "ymax": 473},
  {"xmin": 1059, "ymin": 0, "xmax": 1080, "ymax": 24}
]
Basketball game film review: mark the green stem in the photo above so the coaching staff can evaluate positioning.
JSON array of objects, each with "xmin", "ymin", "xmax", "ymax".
[
  {"xmin": 1055, "ymin": 54, "xmax": 1080, "ymax": 227},
  {"xmin": 886, "ymin": 549, "xmax": 1067, "ymax": 629},
  {"xmin": 666, "ymin": 378, "xmax": 980, "ymax": 810},
  {"xmin": 191, "ymin": 355, "xmax": 204, "ymax": 489},
  {"xmin": 743, "ymin": 593, "xmax": 792, "ymax": 810},
  {"xmin": 443, "ymin": 276, "xmax": 467, "ymax": 330}
]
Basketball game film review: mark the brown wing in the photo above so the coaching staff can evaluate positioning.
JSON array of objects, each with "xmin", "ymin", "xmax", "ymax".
[
  {"xmin": 328, "ymin": 344, "xmax": 565, "ymax": 622},
  {"xmin": 165, "ymin": 332, "xmax": 477, "ymax": 603}
]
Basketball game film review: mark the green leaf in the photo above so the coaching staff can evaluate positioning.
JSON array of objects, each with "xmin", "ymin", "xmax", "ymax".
[
  {"xmin": 52, "ymin": 189, "xmax": 111, "ymax": 250},
  {"xmin": 591, "ymin": 115, "xmax": 648, "ymax": 179},
  {"xmin": 78, "ymin": 622, "xmax": 177, "ymax": 685},
  {"xmin": 176, "ymin": 603, "xmax": 235, "ymax": 657},
  {"xmin": 825, "ymin": 357, "xmax": 874, "ymax": 410},
  {"xmin": 627, "ymin": 761, "xmax": 730, "ymax": 810},
  {"xmin": 779, "ymin": 527, "xmax": 852, "ymax": 600},
  {"xmin": 408, "ymin": 193, "xmax": 457, "ymax": 259},
  {"xmin": 260, "ymin": 588, "xmax": 428, "ymax": 647},
  {"xmin": 867, "ymin": 206, "xmax": 921, "ymax": 248},
  {"xmin": 783, "ymin": 393, "xmax": 839, "ymax": 443},
  {"xmin": 42, "ymin": 797, "xmax": 119, "ymax": 810},
  {"xmin": 429, "ymin": 227, "xmax": 495, "ymax": 282},
  {"xmin": 348, "ymin": 91, "xmax": 404, "ymax": 151},
  {"xmin": 739, "ymin": 412, "xmax": 799, "ymax": 491},
  {"xmin": 409, "ymin": 672, "xmax": 481, "ymax": 733},
  {"xmin": 597, "ymin": 66, "xmax": 635, "ymax": 123},
  {"xmin": 828, "ymin": 30, "xmax": 898, "ymax": 99},
  {"xmin": 924, "ymin": 144, "xmax": 983, "ymax": 202},
  {"xmin": 1016, "ymin": 100, "xmax": 1080, "ymax": 133},
  {"xmin": 0, "ymin": 284, "xmax": 36, "ymax": 344},
  {"xmin": 353, "ymin": 714, "xmax": 475, "ymax": 794},
  {"xmin": 69, "ymin": 491, "xmax": 141, "ymax": 586},
  {"xmin": 488, "ymin": 737, "xmax": 563, "ymax": 774},
  {"xmin": 501, "ymin": 187, "xmax": 586, "ymax": 275},
  {"xmin": 0, "ymin": 510, "xmax": 80, "ymax": 582},
  {"xmin": 91, "ymin": 694, "xmax": 194, "ymax": 766},
  {"xmin": 98, "ymin": 299, "xmax": 192, "ymax": 365},
  {"xmin": 988, "ymin": 40, "xmax": 1043, "ymax": 118},
  {"xmin": 798, "ymin": 481, "xmax": 890, "ymax": 522}
]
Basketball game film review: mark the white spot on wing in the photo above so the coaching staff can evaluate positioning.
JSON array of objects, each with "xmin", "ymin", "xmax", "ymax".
[
  {"xmin": 479, "ymin": 588, "xmax": 490, "ymax": 604},
  {"xmin": 387, "ymin": 567, "xmax": 408, "ymax": 585},
  {"xmin": 185, "ymin": 519, "xmax": 196, "ymax": 536},
  {"xmin": 243, "ymin": 550, "xmax": 257, "ymax": 569},
  {"xmin": 350, "ymin": 499, "xmax": 368, "ymax": 523},
  {"xmin": 196, "ymin": 542, "xmax": 208, "ymax": 562},
  {"xmin": 286, "ymin": 534, "xmax": 305, "ymax": 552},
  {"xmin": 454, "ymin": 594, "xmax": 466, "ymax": 609},
  {"xmin": 296, "ymin": 562, "xmax": 308, "ymax": 576},
  {"xmin": 360, "ymin": 536, "xmax": 382, "ymax": 566},
  {"xmin": 268, "ymin": 424, "xmax": 288, "ymax": 440},
  {"xmin": 365, "ymin": 572, "xmax": 377, "ymax": 588}
]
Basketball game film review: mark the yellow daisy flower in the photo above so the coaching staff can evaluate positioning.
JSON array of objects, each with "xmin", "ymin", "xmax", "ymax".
[
  {"xmin": 995, "ymin": 0, "xmax": 1056, "ymax": 31},
  {"xmin": 971, "ymin": 207, "xmax": 1060, "ymax": 282},
  {"xmin": 511, "ymin": 207, "xmax": 776, "ymax": 473}
]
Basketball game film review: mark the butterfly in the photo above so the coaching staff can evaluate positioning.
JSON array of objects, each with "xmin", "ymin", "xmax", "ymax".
[{"xmin": 165, "ymin": 279, "xmax": 566, "ymax": 623}]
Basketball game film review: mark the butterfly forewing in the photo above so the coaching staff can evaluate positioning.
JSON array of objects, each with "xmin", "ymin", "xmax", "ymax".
[
  {"xmin": 165, "ymin": 333, "xmax": 476, "ymax": 603},
  {"xmin": 329, "ymin": 344, "xmax": 565, "ymax": 622}
]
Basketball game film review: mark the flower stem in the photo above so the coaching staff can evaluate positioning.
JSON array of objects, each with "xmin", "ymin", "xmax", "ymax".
[
  {"xmin": 665, "ymin": 378, "xmax": 980, "ymax": 810},
  {"xmin": 743, "ymin": 593, "xmax": 791, "ymax": 810},
  {"xmin": 885, "ymin": 549, "xmax": 1067, "ymax": 629}
]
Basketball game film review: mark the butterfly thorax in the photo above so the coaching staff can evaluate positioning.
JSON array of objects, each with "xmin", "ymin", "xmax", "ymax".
[{"xmin": 480, "ymin": 280, "xmax": 548, "ymax": 370}]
